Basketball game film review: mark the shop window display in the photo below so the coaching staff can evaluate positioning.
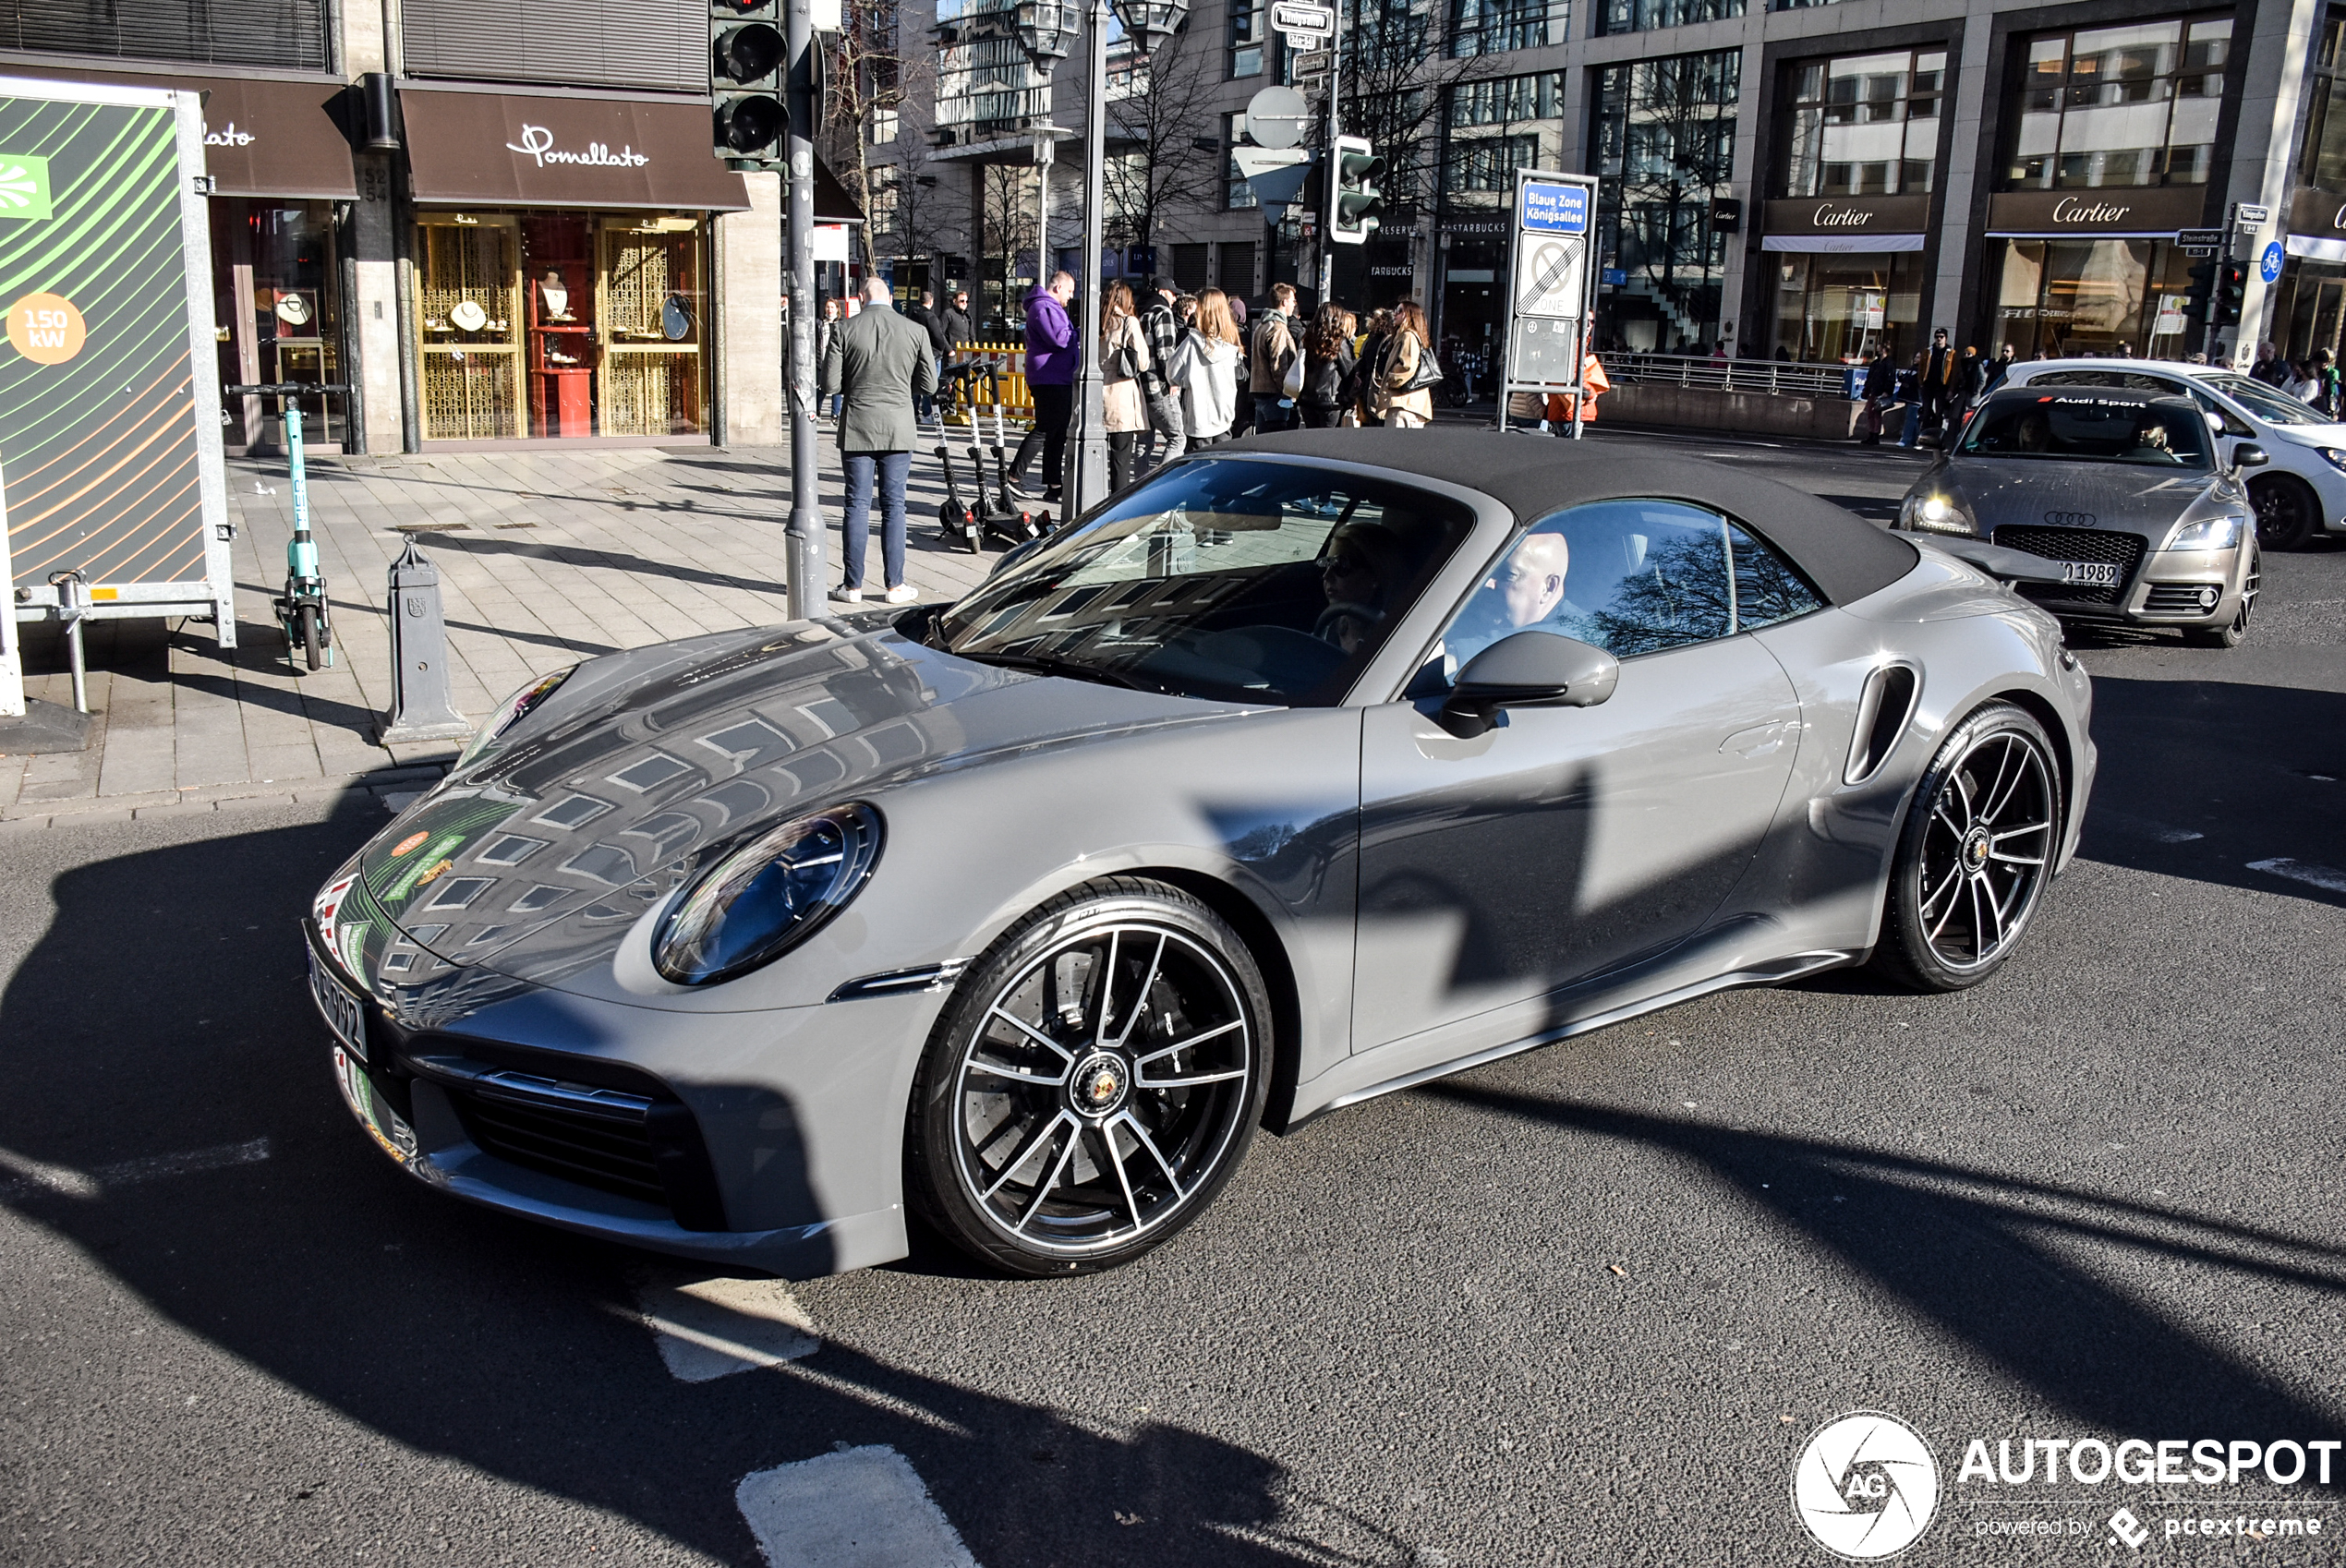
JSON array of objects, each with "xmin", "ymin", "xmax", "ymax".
[
  {"xmin": 212, "ymin": 200, "xmax": 342, "ymax": 451},
  {"xmin": 417, "ymin": 214, "xmax": 524, "ymax": 440},
  {"xmin": 1770, "ymin": 252, "xmax": 1921, "ymax": 365},
  {"xmin": 1991, "ymin": 239, "xmax": 2195, "ymax": 358}
]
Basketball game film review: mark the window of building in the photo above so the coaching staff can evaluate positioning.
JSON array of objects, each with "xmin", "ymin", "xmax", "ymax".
[
  {"xmin": 1778, "ymin": 49, "xmax": 1944, "ymax": 197},
  {"xmin": 1, "ymin": 0, "xmax": 332, "ymax": 69},
  {"xmin": 2300, "ymin": 12, "xmax": 2346, "ymax": 190},
  {"xmin": 1225, "ymin": 113, "xmax": 1260, "ymax": 209},
  {"xmin": 1593, "ymin": 49, "xmax": 1739, "ymax": 353},
  {"xmin": 2004, "ymin": 16, "xmax": 2232, "ymax": 190},
  {"xmin": 1447, "ymin": 134, "xmax": 1541, "ymax": 192},
  {"xmin": 1448, "ymin": 0, "xmax": 1568, "ymax": 56},
  {"xmin": 1992, "ymin": 239, "xmax": 2197, "ymax": 358},
  {"xmin": 1231, "ymin": 0, "xmax": 1268, "ymax": 78},
  {"xmin": 1451, "ymin": 71, "xmax": 1566, "ymax": 126},
  {"xmin": 1597, "ymin": 0, "xmax": 1741, "ymax": 39}
]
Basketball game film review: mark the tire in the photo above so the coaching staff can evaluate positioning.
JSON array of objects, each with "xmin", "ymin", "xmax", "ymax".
[
  {"xmin": 297, "ymin": 603, "xmax": 322, "ymax": 671},
  {"xmin": 2250, "ymin": 476, "xmax": 2317, "ymax": 551},
  {"xmin": 906, "ymin": 877, "xmax": 1272, "ymax": 1276},
  {"xmin": 1869, "ymin": 702, "xmax": 2061, "ymax": 993},
  {"xmin": 2183, "ymin": 544, "xmax": 2258, "ymax": 649}
]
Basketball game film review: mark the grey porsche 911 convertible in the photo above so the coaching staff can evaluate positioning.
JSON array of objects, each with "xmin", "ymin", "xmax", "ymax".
[
  {"xmin": 1893, "ymin": 387, "xmax": 2261, "ymax": 648},
  {"xmin": 307, "ymin": 430, "xmax": 2094, "ymax": 1279}
]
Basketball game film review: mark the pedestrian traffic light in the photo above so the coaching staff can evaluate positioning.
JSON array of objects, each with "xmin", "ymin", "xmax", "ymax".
[
  {"xmin": 711, "ymin": 0, "xmax": 788, "ymax": 167},
  {"xmin": 1331, "ymin": 135, "xmax": 1383, "ymax": 246},
  {"xmin": 2184, "ymin": 259, "xmax": 2218, "ymax": 319},
  {"xmin": 2216, "ymin": 261, "xmax": 2248, "ymax": 328}
]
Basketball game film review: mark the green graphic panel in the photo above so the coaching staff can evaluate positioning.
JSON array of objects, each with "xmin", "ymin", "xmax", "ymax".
[{"xmin": 0, "ymin": 96, "xmax": 204, "ymax": 585}]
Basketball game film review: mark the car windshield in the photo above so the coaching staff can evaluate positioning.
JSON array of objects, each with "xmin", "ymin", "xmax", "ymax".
[
  {"xmin": 937, "ymin": 458, "xmax": 1478, "ymax": 706},
  {"xmin": 1959, "ymin": 395, "xmax": 2214, "ymax": 468},
  {"xmin": 2198, "ymin": 371, "xmax": 2331, "ymax": 427}
]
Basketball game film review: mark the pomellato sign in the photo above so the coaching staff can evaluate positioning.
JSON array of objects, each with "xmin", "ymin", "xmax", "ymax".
[
  {"xmin": 1986, "ymin": 187, "xmax": 2207, "ymax": 236},
  {"xmin": 1762, "ymin": 193, "xmax": 1929, "ymax": 236},
  {"xmin": 504, "ymin": 124, "xmax": 649, "ymax": 170}
]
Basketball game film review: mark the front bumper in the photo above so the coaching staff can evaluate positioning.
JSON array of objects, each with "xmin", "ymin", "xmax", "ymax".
[
  {"xmin": 306, "ymin": 920, "xmax": 935, "ymax": 1277},
  {"xmin": 2010, "ymin": 543, "xmax": 2251, "ymax": 627}
]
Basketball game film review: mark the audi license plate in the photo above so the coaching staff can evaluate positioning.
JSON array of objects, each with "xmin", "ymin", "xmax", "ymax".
[
  {"xmin": 2061, "ymin": 561, "xmax": 2121, "ymax": 588},
  {"xmin": 308, "ymin": 944, "xmax": 368, "ymax": 1063}
]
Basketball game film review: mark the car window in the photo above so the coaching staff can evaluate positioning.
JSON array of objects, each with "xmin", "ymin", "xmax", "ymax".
[
  {"xmin": 1959, "ymin": 395, "xmax": 2214, "ymax": 468},
  {"xmin": 2027, "ymin": 370, "xmax": 2186, "ymax": 397},
  {"xmin": 1410, "ymin": 500, "xmax": 1825, "ymax": 690},
  {"xmin": 2200, "ymin": 371, "xmax": 2330, "ymax": 427},
  {"xmin": 937, "ymin": 457, "xmax": 1477, "ymax": 706}
]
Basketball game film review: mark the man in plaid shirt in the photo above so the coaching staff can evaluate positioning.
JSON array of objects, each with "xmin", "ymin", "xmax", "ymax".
[{"xmin": 1138, "ymin": 274, "xmax": 1188, "ymax": 472}]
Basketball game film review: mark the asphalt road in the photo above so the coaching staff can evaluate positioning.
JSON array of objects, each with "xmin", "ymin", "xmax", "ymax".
[{"xmin": 4, "ymin": 430, "xmax": 2342, "ymax": 1568}]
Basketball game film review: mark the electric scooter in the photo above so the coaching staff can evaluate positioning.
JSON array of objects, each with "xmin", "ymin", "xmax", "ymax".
[{"xmin": 227, "ymin": 381, "xmax": 348, "ymax": 671}]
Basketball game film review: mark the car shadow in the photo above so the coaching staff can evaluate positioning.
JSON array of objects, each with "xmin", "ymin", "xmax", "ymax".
[{"xmin": 0, "ymin": 804, "xmax": 1368, "ymax": 1565}]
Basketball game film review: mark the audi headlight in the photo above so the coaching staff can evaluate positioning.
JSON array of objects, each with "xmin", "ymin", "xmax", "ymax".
[
  {"xmin": 2165, "ymin": 514, "xmax": 2244, "ymax": 552},
  {"xmin": 1899, "ymin": 491, "xmax": 1976, "ymax": 537},
  {"xmin": 458, "ymin": 666, "xmax": 576, "ymax": 767},
  {"xmin": 2319, "ymin": 448, "xmax": 2346, "ymax": 474},
  {"xmin": 652, "ymin": 804, "xmax": 883, "ymax": 986}
]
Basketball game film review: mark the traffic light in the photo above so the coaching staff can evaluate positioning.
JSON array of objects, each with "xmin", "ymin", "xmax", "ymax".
[
  {"xmin": 2216, "ymin": 261, "xmax": 2248, "ymax": 327},
  {"xmin": 2184, "ymin": 259, "xmax": 2218, "ymax": 320},
  {"xmin": 1330, "ymin": 135, "xmax": 1384, "ymax": 246},
  {"xmin": 711, "ymin": 0, "xmax": 787, "ymax": 167}
]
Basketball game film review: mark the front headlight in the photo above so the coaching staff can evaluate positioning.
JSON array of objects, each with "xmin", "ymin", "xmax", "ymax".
[
  {"xmin": 458, "ymin": 666, "xmax": 576, "ymax": 767},
  {"xmin": 2165, "ymin": 514, "xmax": 2244, "ymax": 552},
  {"xmin": 652, "ymin": 804, "xmax": 883, "ymax": 986},
  {"xmin": 2318, "ymin": 448, "xmax": 2346, "ymax": 474},
  {"xmin": 1898, "ymin": 491, "xmax": 1976, "ymax": 536}
]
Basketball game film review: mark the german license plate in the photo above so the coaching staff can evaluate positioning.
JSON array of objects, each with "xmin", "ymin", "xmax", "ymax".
[
  {"xmin": 333, "ymin": 1044, "xmax": 417, "ymax": 1164},
  {"xmin": 2062, "ymin": 561, "xmax": 2120, "ymax": 587},
  {"xmin": 308, "ymin": 944, "xmax": 368, "ymax": 1063}
]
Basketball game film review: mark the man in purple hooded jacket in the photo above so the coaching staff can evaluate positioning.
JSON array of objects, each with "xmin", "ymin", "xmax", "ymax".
[{"xmin": 1009, "ymin": 271, "xmax": 1078, "ymax": 503}]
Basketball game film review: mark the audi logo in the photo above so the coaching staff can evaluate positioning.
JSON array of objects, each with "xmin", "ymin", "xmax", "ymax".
[{"xmin": 2044, "ymin": 511, "xmax": 2098, "ymax": 527}]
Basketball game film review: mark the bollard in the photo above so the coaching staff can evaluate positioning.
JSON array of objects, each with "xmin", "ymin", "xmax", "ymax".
[
  {"xmin": 375, "ymin": 540, "xmax": 473, "ymax": 745},
  {"xmin": 49, "ymin": 570, "xmax": 90, "ymax": 714}
]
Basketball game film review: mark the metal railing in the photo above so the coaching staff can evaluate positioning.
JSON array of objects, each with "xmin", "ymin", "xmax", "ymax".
[{"xmin": 1603, "ymin": 353, "xmax": 1856, "ymax": 399}]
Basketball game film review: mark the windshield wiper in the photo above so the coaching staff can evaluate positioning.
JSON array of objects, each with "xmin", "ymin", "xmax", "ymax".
[{"xmin": 950, "ymin": 647, "xmax": 1160, "ymax": 693}]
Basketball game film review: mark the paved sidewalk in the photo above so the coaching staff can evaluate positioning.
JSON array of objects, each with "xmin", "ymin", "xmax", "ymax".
[{"xmin": 3, "ymin": 437, "xmax": 1013, "ymax": 827}]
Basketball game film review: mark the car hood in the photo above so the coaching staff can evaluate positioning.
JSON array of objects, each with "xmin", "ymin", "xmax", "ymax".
[
  {"xmin": 1939, "ymin": 457, "xmax": 2225, "ymax": 540},
  {"xmin": 337, "ymin": 617, "xmax": 1247, "ymax": 987}
]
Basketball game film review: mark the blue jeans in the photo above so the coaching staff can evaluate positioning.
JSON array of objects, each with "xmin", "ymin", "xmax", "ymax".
[
  {"xmin": 842, "ymin": 450, "xmax": 911, "ymax": 589},
  {"xmin": 1252, "ymin": 394, "xmax": 1293, "ymax": 435},
  {"xmin": 1899, "ymin": 400, "xmax": 1922, "ymax": 446}
]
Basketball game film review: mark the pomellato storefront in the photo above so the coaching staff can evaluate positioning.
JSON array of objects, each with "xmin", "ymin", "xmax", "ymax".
[
  {"xmin": 1761, "ymin": 195, "xmax": 1930, "ymax": 366},
  {"xmin": 1984, "ymin": 187, "xmax": 2212, "ymax": 359},
  {"xmin": 395, "ymin": 86, "xmax": 751, "ymax": 445}
]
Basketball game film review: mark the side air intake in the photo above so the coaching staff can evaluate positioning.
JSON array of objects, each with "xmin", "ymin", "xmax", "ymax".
[{"xmin": 1845, "ymin": 663, "xmax": 1919, "ymax": 785}]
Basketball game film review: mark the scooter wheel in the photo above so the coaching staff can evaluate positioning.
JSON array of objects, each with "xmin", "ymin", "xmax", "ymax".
[
  {"xmin": 297, "ymin": 604, "xmax": 323, "ymax": 671},
  {"xmin": 963, "ymin": 525, "xmax": 982, "ymax": 554}
]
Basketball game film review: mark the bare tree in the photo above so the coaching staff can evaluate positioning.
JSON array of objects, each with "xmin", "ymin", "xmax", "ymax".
[
  {"xmin": 1098, "ymin": 29, "xmax": 1224, "ymax": 253},
  {"xmin": 820, "ymin": 0, "xmax": 932, "ymax": 264},
  {"xmin": 1596, "ymin": 50, "xmax": 1738, "ymax": 350},
  {"xmin": 981, "ymin": 162, "xmax": 1039, "ymax": 334},
  {"xmin": 1337, "ymin": 0, "xmax": 1496, "ymax": 219}
]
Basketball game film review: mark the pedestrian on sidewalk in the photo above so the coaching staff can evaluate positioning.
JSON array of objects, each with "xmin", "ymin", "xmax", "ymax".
[
  {"xmin": 1896, "ymin": 351, "xmax": 1925, "ymax": 448},
  {"xmin": 1250, "ymin": 283, "xmax": 1303, "ymax": 435},
  {"xmin": 820, "ymin": 276, "xmax": 937, "ymax": 606},
  {"xmin": 1298, "ymin": 304, "xmax": 1357, "ymax": 428},
  {"xmin": 905, "ymin": 289, "xmax": 950, "ymax": 423},
  {"xmin": 941, "ymin": 289, "xmax": 973, "ymax": 348},
  {"xmin": 1099, "ymin": 281, "xmax": 1152, "ymax": 492},
  {"xmin": 1344, "ymin": 309, "xmax": 1391, "ymax": 427},
  {"xmin": 1177, "ymin": 287, "xmax": 1244, "ymax": 447},
  {"xmin": 1139, "ymin": 274, "xmax": 1188, "ymax": 470},
  {"xmin": 1859, "ymin": 348, "xmax": 1896, "ymax": 445},
  {"xmin": 1008, "ymin": 271, "xmax": 1078, "ymax": 503},
  {"xmin": 817, "ymin": 297, "xmax": 843, "ymax": 421},
  {"xmin": 1979, "ymin": 343, "xmax": 2017, "ymax": 398},
  {"xmin": 1543, "ymin": 347, "xmax": 1610, "ymax": 430},
  {"xmin": 1371, "ymin": 301, "xmax": 1437, "ymax": 429}
]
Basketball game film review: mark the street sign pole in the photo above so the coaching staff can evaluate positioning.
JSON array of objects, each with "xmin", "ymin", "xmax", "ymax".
[
  {"xmin": 783, "ymin": 0, "xmax": 823, "ymax": 620},
  {"xmin": 1314, "ymin": 3, "xmax": 1341, "ymax": 305},
  {"xmin": 1498, "ymin": 168, "xmax": 1598, "ymax": 439}
]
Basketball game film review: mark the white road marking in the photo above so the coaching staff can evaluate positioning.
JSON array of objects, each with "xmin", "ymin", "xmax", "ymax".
[
  {"xmin": 0, "ymin": 1138, "xmax": 271, "ymax": 1202},
  {"xmin": 637, "ymin": 1274, "xmax": 818, "ymax": 1381},
  {"xmin": 2247, "ymin": 857, "xmax": 2346, "ymax": 895},
  {"xmin": 736, "ymin": 1446, "xmax": 979, "ymax": 1568}
]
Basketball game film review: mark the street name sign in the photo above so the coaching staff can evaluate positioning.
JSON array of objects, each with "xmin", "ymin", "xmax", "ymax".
[
  {"xmin": 1271, "ymin": 1, "xmax": 1334, "ymax": 38},
  {"xmin": 2176, "ymin": 228, "xmax": 2223, "ymax": 249}
]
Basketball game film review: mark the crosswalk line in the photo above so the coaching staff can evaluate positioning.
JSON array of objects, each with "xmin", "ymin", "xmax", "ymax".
[
  {"xmin": 736, "ymin": 1446, "xmax": 979, "ymax": 1568},
  {"xmin": 636, "ymin": 1273, "xmax": 818, "ymax": 1382},
  {"xmin": 0, "ymin": 1137, "xmax": 272, "ymax": 1202},
  {"xmin": 2248, "ymin": 857, "xmax": 2346, "ymax": 895}
]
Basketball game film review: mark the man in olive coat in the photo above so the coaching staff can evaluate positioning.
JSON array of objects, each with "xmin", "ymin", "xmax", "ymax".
[{"xmin": 820, "ymin": 277, "xmax": 938, "ymax": 604}]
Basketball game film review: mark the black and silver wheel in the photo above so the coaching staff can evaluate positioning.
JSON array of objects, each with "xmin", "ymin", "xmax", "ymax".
[
  {"xmin": 296, "ymin": 603, "xmax": 323, "ymax": 671},
  {"xmin": 2250, "ymin": 476, "xmax": 2316, "ymax": 551},
  {"xmin": 908, "ymin": 878, "xmax": 1269, "ymax": 1275},
  {"xmin": 2184, "ymin": 545, "xmax": 2258, "ymax": 648},
  {"xmin": 1871, "ymin": 703, "xmax": 2060, "ymax": 992}
]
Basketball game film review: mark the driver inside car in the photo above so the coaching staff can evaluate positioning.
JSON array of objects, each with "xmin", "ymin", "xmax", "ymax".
[
  {"xmin": 2126, "ymin": 416, "xmax": 2182, "ymax": 464},
  {"xmin": 1409, "ymin": 529, "xmax": 1595, "ymax": 693}
]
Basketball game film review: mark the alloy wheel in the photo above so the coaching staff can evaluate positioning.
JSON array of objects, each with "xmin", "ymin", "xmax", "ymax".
[
  {"xmin": 1915, "ymin": 729, "xmax": 2056, "ymax": 973},
  {"xmin": 949, "ymin": 922, "xmax": 1255, "ymax": 1257}
]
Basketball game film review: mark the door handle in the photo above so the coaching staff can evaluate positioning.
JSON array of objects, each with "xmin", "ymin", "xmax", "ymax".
[{"xmin": 1720, "ymin": 719, "xmax": 1797, "ymax": 759}]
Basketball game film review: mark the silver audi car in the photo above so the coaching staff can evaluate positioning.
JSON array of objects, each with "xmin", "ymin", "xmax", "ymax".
[
  {"xmin": 1893, "ymin": 387, "xmax": 2261, "ymax": 648},
  {"xmin": 307, "ymin": 430, "xmax": 2095, "ymax": 1280}
]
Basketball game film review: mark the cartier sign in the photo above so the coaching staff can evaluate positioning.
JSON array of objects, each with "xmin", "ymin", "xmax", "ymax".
[
  {"xmin": 2286, "ymin": 187, "xmax": 2346, "ymax": 236},
  {"xmin": 1986, "ymin": 187, "xmax": 2208, "ymax": 235},
  {"xmin": 1762, "ymin": 194, "xmax": 1929, "ymax": 236}
]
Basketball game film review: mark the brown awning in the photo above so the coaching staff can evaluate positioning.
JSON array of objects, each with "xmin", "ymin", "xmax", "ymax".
[
  {"xmin": 0, "ymin": 62, "xmax": 357, "ymax": 199},
  {"xmin": 400, "ymin": 88, "xmax": 751, "ymax": 211},
  {"xmin": 1984, "ymin": 187, "xmax": 2212, "ymax": 238}
]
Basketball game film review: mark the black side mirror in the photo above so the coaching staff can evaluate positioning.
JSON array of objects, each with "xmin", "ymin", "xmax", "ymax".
[
  {"xmin": 1438, "ymin": 631, "xmax": 1620, "ymax": 738},
  {"xmin": 2233, "ymin": 444, "xmax": 2269, "ymax": 468}
]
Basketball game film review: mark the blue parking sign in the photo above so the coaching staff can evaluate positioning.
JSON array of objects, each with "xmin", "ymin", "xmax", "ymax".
[
  {"xmin": 1521, "ymin": 181, "xmax": 1589, "ymax": 235},
  {"xmin": 2260, "ymin": 240, "xmax": 2284, "ymax": 283}
]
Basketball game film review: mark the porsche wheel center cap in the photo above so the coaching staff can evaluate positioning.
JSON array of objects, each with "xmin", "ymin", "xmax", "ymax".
[
  {"xmin": 1964, "ymin": 826, "xmax": 1992, "ymax": 871},
  {"xmin": 1070, "ymin": 1052, "xmax": 1131, "ymax": 1118}
]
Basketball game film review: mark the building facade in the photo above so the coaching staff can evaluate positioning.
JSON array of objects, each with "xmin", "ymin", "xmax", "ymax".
[
  {"xmin": 2, "ymin": 0, "xmax": 785, "ymax": 453},
  {"xmin": 867, "ymin": 0, "xmax": 2345, "ymax": 375}
]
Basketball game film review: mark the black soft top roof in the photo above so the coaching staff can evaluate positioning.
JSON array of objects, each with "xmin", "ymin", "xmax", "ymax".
[{"xmin": 1227, "ymin": 428, "xmax": 1918, "ymax": 607}]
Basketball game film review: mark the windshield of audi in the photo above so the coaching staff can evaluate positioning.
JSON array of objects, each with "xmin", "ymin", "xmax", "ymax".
[
  {"xmin": 931, "ymin": 458, "xmax": 1479, "ymax": 706},
  {"xmin": 1958, "ymin": 392, "xmax": 2215, "ymax": 470}
]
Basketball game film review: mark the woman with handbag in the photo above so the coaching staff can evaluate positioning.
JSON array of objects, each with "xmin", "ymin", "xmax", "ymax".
[
  {"xmin": 1179, "ymin": 288, "xmax": 1245, "ymax": 447},
  {"xmin": 1099, "ymin": 282, "xmax": 1151, "ymax": 491},
  {"xmin": 1373, "ymin": 301, "xmax": 1439, "ymax": 429},
  {"xmin": 1344, "ymin": 309, "xmax": 1390, "ymax": 427},
  {"xmin": 1298, "ymin": 305, "xmax": 1357, "ymax": 428}
]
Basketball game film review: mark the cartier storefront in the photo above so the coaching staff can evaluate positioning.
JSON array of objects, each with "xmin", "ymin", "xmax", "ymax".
[
  {"xmin": 396, "ymin": 86, "xmax": 750, "ymax": 444},
  {"xmin": 1761, "ymin": 194, "xmax": 1929, "ymax": 365},
  {"xmin": 1984, "ymin": 187, "xmax": 2211, "ymax": 359}
]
